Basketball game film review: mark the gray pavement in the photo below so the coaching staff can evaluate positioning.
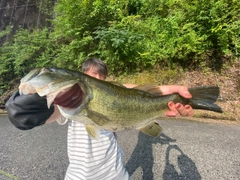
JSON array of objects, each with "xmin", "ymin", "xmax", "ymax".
[{"xmin": 1, "ymin": 115, "xmax": 240, "ymax": 180}]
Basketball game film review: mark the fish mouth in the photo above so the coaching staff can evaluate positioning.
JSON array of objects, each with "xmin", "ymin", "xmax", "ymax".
[
  {"xmin": 54, "ymin": 83, "xmax": 85, "ymax": 109},
  {"xmin": 57, "ymin": 88, "xmax": 89, "ymax": 117},
  {"xmin": 56, "ymin": 81, "xmax": 92, "ymax": 117}
]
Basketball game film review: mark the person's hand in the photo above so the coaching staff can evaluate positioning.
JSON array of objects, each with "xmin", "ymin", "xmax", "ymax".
[
  {"xmin": 165, "ymin": 102, "xmax": 194, "ymax": 117},
  {"xmin": 54, "ymin": 83, "xmax": 84, "ymax": 108},
  {"xmin": 5, "ymin": 91, "xmax": 55, "ymax": 130},
  {"xmin": 160, "ymin": 86, "xmax": 194, "ymax": 117}
]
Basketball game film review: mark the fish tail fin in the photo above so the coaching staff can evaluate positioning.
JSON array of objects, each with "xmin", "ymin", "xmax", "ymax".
[{"xmin": 188, "ymin": 86, "xmax": 223, "ymax": 113}]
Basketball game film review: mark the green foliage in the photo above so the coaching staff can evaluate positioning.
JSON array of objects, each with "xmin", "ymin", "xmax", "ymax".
[
  {"xmin": 191, "ymin": 0, "xmax": 240, "ymax": 69},
  {"xmin": 0, "ymin": 26, "xmax": 12, "ymax": 39},
  {"xmin": 1, "ymin": 28, "xmax": 55, "ymax": 75},
  {"xmin": 0, "ymin": 0, "xmax": 240, "ymax": 93},
  {"xmin": 0, "ymin": 27, "xmax": 58, "ymax": 93},
  {"xmin": 51, "ymin": 0, "xmax": 240, "ymax": 72},
  {"xmin": 136, "ymin": 0, "xmax": 240, "ymax": 69},
  {"xmin": 94, "ymin": 24, "xmax": 145, "ymax": 73},
  {"xmin": 36, "ymin": 0, "xmax": 55, "ymax": 16}
]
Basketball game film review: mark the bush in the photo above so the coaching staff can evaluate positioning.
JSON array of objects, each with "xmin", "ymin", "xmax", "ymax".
[{"xmin": 0, "ymin": 27, "xmax": 58, "ymax": 93}]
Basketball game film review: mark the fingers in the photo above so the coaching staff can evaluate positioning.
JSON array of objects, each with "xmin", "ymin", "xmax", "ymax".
[
  {"xmin": 178, "ymin": 87, "xmax": 192, "ymax": 99},
  {"xmin": 160, "ymin": 86, "xmax": 192, "ymax": 98},
  {"xmin": 175, "ymin": 103, "xmax": 188, "ymax": 116},
  {"xmin": 184, "ymin": 105, "xmax": 194, "ymax": 116},
  {"xmin": 165, "ymin": 102, "xmax": 179, "ymax": 116},
  {"xmin": 165, "ymin": 102, "xmax": 194, "ymax": 117},
  {"xmin": 54, "ymin": 84, "xmax": 84, "ymax": 108},
  {"xmin": 164, "ymin": 110, "xmax": 178, "ymax": 117},
  {"xmin": 175, "ymin": 103, "xmax": 194, "ymax": 117}
]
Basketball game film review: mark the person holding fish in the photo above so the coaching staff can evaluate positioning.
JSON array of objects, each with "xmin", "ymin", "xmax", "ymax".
[{"xmin": 6, "ymin": 57, "xmax": 221, "ymax": 179}]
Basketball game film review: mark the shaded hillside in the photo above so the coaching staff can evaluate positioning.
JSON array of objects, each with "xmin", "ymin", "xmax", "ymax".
[{"xmin": 0, "ymin": 0, "xmax": 53, "ymax": 45}]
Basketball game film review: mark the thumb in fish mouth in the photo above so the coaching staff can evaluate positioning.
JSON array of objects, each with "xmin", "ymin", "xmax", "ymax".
[{"xmin": 54, "ymin": 83, "xmax": 84, "ymax": 108}]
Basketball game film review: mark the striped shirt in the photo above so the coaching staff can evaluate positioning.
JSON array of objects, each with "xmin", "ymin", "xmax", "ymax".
[{"xmin": 64, "ymin": 120, "xmax": 130, "ymax": 180}]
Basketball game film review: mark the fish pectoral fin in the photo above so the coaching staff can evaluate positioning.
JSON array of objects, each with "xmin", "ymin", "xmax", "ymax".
[
  {"xmin": 86, "ymin": 124, "xmax": 100, "ymax": 139},
  {"xmin": 87, "ymin": 110, "xmax": 110, "ymax": 126},
  {"xmin": 139, "ymin": 121, "xmax": 163, "ymax": 137}
]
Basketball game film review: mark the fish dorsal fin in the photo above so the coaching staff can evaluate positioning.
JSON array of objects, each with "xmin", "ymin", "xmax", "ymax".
[
  {"xmin": 133, "ymin": 84, "xmax": 163, "ymax": 96},
  {"xmin": 108, "ymin": 81, "xmax": 125, "ymax": 87},
  {"xmin": 139, "ymin": 121, "xmax": 163, "ymax": 137},
  {"xmin": 86, "ymin": 124, "xmax": 100, "ymax": 139}
]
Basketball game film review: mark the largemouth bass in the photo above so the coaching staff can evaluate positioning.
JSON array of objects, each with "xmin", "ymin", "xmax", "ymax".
[{"xmin": 19, "ymin": 67, "xmax": 223, "ymax": 138}]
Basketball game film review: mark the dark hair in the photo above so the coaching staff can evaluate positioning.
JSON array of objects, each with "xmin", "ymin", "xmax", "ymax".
[{"xmin": 82, "ymin": 57, "xmax": 108, "ymax": 78}]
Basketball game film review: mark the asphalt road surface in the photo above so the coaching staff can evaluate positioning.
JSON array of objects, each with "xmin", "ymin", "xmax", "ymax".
[{"xmin": 1, "ymin": 115, "xmax": 240, "ymax": 180}]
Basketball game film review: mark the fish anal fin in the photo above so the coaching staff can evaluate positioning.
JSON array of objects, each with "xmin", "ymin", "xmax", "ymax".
[
  {"xmin": 139, "ymin": 121, "xmax": 163, "ymax": 137},
  {"xmin": 86, "ymin": 124, "xmax": 100, "ymax": 139}
]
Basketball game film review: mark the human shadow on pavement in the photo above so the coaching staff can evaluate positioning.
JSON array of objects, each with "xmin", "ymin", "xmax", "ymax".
[
  {"xmin": 125, "ymin": 132, "xmax": 201, "ymax": 180},
  {"xmin": 125, "ymin": 132, "xmax": 176, "ymax": 179},
  {"xmin": 163, "ymin": 144, "xmax": 201, "ymax": 180}
]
